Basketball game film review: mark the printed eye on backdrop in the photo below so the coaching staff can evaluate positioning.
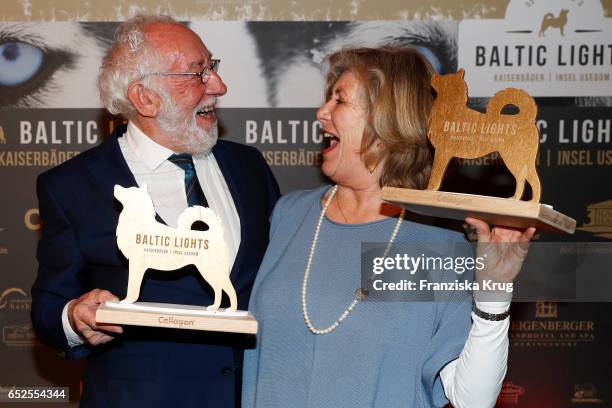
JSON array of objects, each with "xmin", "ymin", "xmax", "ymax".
[
  {"xmin": 0, "ymin": 39, "xmax": 73, "ymax": 107},
  {"xmin": 0, "ymin": 22, "xmax": 116, "ymax": 108},
  {"xmin": 0, "ymin": 42, "xmax": 44, "ymax": 86},
  {"xmin": 246, "ymin": 20, "xmax": 457, "ymax": 107}
]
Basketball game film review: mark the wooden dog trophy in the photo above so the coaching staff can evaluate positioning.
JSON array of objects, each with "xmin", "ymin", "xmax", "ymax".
[
  {"xmin": 382, "ymin": 69, "xmax": 575, "ymax": 233},
  {"xmin": 95, "ymin": 185, "xmax": 257, "ymax": 334}
]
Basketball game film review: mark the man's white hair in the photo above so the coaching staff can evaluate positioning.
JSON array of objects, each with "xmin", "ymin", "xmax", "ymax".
[{"xmin": 97, "ymin": 14, "xmax": 178, "ymax": 118}]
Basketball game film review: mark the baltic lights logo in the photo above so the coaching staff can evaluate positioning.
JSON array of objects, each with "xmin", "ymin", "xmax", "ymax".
[
  {"xmin": 577, "ymin": 200, "xmax": 612, "ymax": 239},
  {"xmin": 538, "ymin": 9, "xmax": 569, "ymax": 37},
  {"xmin": 458, "ymin": 0, "xmax": 612, "ymax": 96}
]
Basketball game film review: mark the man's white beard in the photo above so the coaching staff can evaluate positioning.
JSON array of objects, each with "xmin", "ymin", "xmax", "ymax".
[{"xmin": 156, "ymin": 91, "xmax": 218, "ymax": 155}]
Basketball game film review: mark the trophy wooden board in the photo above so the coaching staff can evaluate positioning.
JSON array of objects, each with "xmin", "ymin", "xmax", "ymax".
[
  {"xmin": 96, "ymin": 302, "xmax": 258, "ymax": 334},
  {"xmin": 381, "ymin": 187, "xmax": 576, "ymax": 234}
]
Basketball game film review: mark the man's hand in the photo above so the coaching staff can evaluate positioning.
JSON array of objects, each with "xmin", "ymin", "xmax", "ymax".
[
  {"xmin": 68, "ymin": 289, "xmax": 123, "ymax": 346},
  {"xmin": 465, "ymin": 217, "xmax": 536, "ymax": 285}
]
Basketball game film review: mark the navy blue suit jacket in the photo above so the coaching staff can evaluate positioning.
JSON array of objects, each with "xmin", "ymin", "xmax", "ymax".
[{"xmin": 31, "ymin": 125, "xmax": 280, "ymax": 408}]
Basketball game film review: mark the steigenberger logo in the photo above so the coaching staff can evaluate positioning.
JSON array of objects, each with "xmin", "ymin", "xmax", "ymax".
[
  {"xmin": 458, "ymin": 0, "xmax": 612, "ymax": 96},
  {"xmin": 535, "ymin": 301, "xmax": 558, "ymax": 318},
  {"xmin": 510, "ymin": 302, "xmax": 596, "ymax": 347},
  {"xmin": 577, "ymin": 200, "xmax": 612, "ymax": 239}
]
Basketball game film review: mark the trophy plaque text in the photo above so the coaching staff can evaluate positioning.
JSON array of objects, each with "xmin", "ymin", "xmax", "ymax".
[
  {"xmin": 95, "ymin": 184, "xmax": 257, "ymax": 334},
  {"xmin": 382, "ymin": 69, "xmax": 575, "ymax": 234}
]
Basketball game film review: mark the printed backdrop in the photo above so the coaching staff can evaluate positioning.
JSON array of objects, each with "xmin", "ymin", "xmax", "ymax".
[{"xmin": 1, "ymin": 0, "xmax": 611, "ymax": 406}]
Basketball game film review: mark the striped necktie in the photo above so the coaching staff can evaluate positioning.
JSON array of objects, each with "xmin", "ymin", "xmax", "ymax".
[{"xmin": 168, "ymin": 153, "xmax": 209, "ymax": 207}]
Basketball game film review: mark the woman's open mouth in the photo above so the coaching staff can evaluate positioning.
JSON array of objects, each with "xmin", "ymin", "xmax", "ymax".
[{"xmin": 323, "ymin": 132, "xmax": 339, "ymax": 153}]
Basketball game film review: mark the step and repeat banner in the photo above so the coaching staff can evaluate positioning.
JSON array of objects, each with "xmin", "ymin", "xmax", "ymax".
[{"xmin": 1, "ymin": 0, "xmax": 611, "ymax": 406}]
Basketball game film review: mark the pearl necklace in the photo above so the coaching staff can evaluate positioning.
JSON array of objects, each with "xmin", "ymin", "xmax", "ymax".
[{"xmin": 301, "ymin": 185, "xmax": 405, "ymax": 335}]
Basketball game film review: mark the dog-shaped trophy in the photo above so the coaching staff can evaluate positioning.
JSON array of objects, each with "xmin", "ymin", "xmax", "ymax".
[
  {"xmin": 426, "ymin": 69, "xmax": 541, "ymax": 202},
  {"xmin": 381, "ymin": 68, "xmax": 575, "ymax": 233},
  {"xmin": 96, "ymin": 185, "xmax": 257, "ymax": 334}
]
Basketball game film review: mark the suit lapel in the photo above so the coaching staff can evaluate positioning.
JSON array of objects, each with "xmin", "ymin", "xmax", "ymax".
[
  {"xmin": 212, "ymin": 142, "xmax": 247, "ymax": 280},
  {"xmin": 86, "ymin": 126, "xmax": 166, "ymax": 225},
  {"xmin": 87, "ymin": 133, "xmax": 137, "ymax": 190}
]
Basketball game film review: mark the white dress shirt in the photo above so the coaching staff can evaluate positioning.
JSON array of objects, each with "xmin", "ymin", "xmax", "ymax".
[
  {"xmin": 62, "ymin": 122, "xmax": 241, "ymax": 346},
  {"xmin": 440, "ymin": 301, "xmax": 511, "ymax": 408}
]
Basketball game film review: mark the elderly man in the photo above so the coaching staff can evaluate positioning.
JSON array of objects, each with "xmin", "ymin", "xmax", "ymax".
[{"xmin": 31, "ymin": 15, "xmax": 279, "ymax": 407}]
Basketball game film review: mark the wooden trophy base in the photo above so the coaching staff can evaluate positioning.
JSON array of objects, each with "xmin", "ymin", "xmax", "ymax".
[
  {"xmin": 96, "ymin": 302, "xmax": 258, "ymax": 334},
  {"xmin": 381, "ymin": 187, "xmax": 576, "ymax": 234}
]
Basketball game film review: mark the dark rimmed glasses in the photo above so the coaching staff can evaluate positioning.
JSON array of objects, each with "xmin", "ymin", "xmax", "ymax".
[{"xmin": 145, "ymin": 59, "xmax": 220, "ymax": 83}]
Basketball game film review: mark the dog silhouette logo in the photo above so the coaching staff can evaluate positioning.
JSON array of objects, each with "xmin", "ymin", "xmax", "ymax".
[{"xmin": 539, "ymin": 9, "xmax": 569, "ymax": 37}]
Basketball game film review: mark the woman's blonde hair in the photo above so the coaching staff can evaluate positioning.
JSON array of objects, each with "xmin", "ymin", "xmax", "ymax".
[{"xmin": 324, "ymin": 47, "xmax": 434, "ymax": 189}]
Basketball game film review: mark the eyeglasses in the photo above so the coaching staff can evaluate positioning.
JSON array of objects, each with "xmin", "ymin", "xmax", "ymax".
[{"xmin": 145, "ymin": 59, "xmax": 220, "ymax": 83}]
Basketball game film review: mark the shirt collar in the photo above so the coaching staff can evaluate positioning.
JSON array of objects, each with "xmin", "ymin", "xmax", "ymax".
[{"xmin": 125, "ymin": 122, "xmax": 174, "ymax": 171}]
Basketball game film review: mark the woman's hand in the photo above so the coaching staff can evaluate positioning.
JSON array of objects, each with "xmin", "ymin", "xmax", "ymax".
[{"xmin": 465, "ymin": 217, "xmax": 536, "ymax": 286}]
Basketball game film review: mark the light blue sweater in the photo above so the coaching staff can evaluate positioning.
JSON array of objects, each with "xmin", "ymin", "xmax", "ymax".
[{"xmin": 243, "ymin": 186, "xmax": 472, "ymax": 408}]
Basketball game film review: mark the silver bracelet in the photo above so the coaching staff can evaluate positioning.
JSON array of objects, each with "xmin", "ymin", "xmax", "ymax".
[{"xmin": 472, "ymin": 301, "xmax": 510, "ymax": 321}]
